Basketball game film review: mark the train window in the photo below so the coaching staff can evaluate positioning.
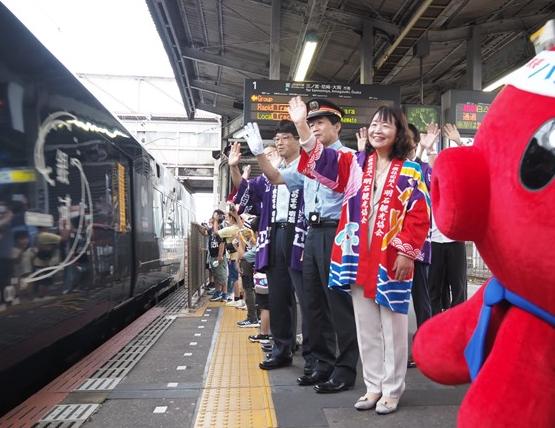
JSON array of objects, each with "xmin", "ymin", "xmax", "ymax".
[
  {"xmin": 164, "ymin": 197, "xmax": 176, "ymax": 237},
  {"xmin": 156, "ymin": 163, "xmax": 161, "ymax": 178},
  {"xmin": 176, "ymin": 203, "xmax": 183, "ymax": 237},
  {"xmin": 153, "ymin": 189, "xmax": 164, "ymax": 238}
]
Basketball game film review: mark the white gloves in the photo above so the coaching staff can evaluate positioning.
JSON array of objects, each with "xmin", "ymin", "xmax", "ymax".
[{"xmin": 243, "ymin": 122, "xmax": 264, "ymax": 156}]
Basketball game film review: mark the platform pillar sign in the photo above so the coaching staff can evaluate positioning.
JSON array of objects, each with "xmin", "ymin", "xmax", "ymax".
[
  {"xmin": 243, "ymin": 80, "xmax": 400, "ymax": 138},
  {"xmin": 440, "ymin": 90, "xmax": 496, "ymax": 148}
]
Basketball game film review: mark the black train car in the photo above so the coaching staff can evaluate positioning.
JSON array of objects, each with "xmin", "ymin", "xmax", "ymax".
[{"xmin": 0, "ymin": 4, "xmax": 196, "ymax": 414}]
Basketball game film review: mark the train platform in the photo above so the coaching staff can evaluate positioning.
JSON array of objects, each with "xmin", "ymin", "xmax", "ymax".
[{"xmin": 2, "ymin": 285, "xmax": 471, "ymax": 428}]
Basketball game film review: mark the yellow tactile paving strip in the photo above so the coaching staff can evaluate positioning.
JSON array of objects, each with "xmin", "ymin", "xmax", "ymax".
[{"xmin": 194, "ymin": 302, "xmax": 278, "ymax": 428}]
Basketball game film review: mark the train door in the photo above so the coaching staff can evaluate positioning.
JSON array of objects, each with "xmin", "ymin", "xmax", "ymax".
[
  {"xmin": 40, "ymin": 130, "xmax": 134, "ymax": 306},
  {"xmin": 105, "ymin": 152, "xmax": 133, "ymax": 303}
]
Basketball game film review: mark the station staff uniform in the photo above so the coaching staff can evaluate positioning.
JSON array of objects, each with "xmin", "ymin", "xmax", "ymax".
[{"xmin": 281, "ymin": 101, "xmax": 358, "ymax": 387}]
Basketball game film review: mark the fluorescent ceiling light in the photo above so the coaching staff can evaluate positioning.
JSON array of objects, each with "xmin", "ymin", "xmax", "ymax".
[
  {"xmin": 293, "ymin": 39, "xmax": 318, "ymax": 82},
  {"xmin": 483, "ymin": 69, "xmax": 519, "ymax": 92}
]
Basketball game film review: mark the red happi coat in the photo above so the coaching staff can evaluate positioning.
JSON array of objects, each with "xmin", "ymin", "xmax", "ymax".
[{"xmin": 298, "ymin": 139, "xmax": 430, "ymax": 314}]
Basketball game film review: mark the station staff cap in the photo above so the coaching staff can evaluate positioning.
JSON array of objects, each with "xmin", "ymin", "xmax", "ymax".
[{"xmin": 306, "ymin": 98, "xmax": 344, "ymax": 120}]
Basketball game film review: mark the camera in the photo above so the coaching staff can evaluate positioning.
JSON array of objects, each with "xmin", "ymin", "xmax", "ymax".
[{"xmin": 308, "ymin": 211, "xmax": 321, "ymax": 225}]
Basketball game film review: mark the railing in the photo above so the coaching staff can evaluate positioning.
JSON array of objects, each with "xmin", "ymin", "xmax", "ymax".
[
  {"xmin": 187, "ymin": 223, "xmax": 208, "ymax": 308},
  {"xmin": 466, "ymin": 242, "xmax": 491, "ymax": 282}
]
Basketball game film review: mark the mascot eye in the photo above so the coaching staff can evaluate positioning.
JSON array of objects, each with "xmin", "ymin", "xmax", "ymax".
[{"xmin": 520, "ymin": 118, "xmax": 555, "ymax": 190}]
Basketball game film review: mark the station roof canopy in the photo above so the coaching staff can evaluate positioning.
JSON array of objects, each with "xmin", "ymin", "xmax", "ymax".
[{"xmin": 146, "ymin": 0, "xmax": 554, "ymax": 120}]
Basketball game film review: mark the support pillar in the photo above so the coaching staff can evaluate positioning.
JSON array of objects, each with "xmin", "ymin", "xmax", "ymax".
[
  {"xmin": 466, "ymin": 26, "xmax": 482, "ymax": 90},
  {"xmin": 270, "ymin": 0, "xmax": 281, "ymax": 80},
  {"xmin": 360, "ymin": 22, "xmax": 374, "ymax": 84}
]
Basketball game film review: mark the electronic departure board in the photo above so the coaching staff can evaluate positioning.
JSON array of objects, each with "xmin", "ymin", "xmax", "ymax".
[
  {"xmin": 244, "ymin": 80, "xmax": 400, "ymax": 135},
  {"xmin": 403, "ymin": 105, "xmax": 440, "ymax": 133},
  {"xmin": 441, "ymin": 90, "xmax": 496, "ymax": 136},
  {"xmin": 455, "ymin": 102, "xmax": 490, "ymax": 131}
]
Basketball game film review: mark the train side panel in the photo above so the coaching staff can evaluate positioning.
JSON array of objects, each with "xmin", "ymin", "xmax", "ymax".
[{"xmin": 0, "ymin": 5, "xmax": 193, "ymax": 414}]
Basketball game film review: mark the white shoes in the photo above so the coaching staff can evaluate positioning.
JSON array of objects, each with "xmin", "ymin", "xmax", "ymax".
[
  {"xmin": 354, "ymin": 392, "xmax": 382, "ymax": 410},
  {"xmin": 375, "ymin": 396, "xmax": 399, "ymax": 415},
  {"xmin": 226, "ymin": 299, "xmax": 244, "ymax": 307}
]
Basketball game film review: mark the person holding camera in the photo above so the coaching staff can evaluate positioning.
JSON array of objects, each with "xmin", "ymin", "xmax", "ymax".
[
  {"xmin": 215, "ymin": 205, "xmax": 243, "ymax": 304},
  {"xmin": 242, "ymin": 101, "xmax": 359, "ymax": 394},
  {"xmin": 205, "ymin": 210, "xmax": 228, "ymax": 302}
]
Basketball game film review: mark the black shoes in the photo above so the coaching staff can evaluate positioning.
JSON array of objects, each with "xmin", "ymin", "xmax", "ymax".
[
  {"xmin": 261, "ymin": 343, "xmax": 273, "ymax": 353},
  {"xmin": 259, "ymin": 356, "xmax": 292, "ymax": 370},
  {"xmin": 303, "ymin": 365, "xmax": 314, "ymax": 375},
  {"xmin": 297, "ymin": 371, "xmax": 330, "ymax": 386},
  {"xmin": 313, "ymin": 378, "xmax": 354, "ymax": 393}
]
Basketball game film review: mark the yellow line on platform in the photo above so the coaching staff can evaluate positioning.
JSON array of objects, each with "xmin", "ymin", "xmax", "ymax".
[{"xmin": 194, "ymin": 303, "xmax": 278, "ymax": 428}]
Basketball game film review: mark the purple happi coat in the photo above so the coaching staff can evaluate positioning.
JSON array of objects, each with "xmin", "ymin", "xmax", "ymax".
[
  {"xmin": 234, "ymin": 175, "xmax": 306, "ymax": 272},
  {"xmin": 415, "ymin": 157, "xmax": 432, "ymax": 264}
]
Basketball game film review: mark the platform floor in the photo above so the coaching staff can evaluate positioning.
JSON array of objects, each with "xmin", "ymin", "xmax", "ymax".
[{"xmin": 5, "ymin": 286, "xmax": 471, "ymax": 427}]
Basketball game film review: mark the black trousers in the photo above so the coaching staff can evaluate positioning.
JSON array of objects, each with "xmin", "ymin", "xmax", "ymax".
[
  {"xmin": 411, "ymin": 261, "xmax": 432, "ymax": 328},
  {"xmin": 266, "ymin": 227, "xmax": 310, "ymax": 363},
  {"xmin": 240, "ymin": 259, "xmax": 257, "ymax": 323},
  {"xmin": 429, "ymin": 241, "xmax": 468, "ymax": 315},
  {"xmin": 302, "ymin": 226, "xmax": 358, "ymax": 383}
]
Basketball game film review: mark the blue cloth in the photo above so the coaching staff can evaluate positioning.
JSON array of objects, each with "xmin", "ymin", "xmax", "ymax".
[
  {"xmin": 227, "ymin": 260, "xmax": 239, "ymax": 294},
  {"xmin": 464, "ymin": 277, "xmax": 555, "ymax": 381},
  {"xmin": 243, "ymin": 247, "xmax": 256, "ymax": 264},
  {"xmin": 281, "ymin": 140, "xmax": 344, "ymax": 220}
]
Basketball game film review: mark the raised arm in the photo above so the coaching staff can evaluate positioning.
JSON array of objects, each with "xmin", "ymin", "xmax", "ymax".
[
  {"xmin": 228, "ymin": 142, "xmax": 245, "ymax": 189},
  {"xmin": 243, "ymin": 122, "xmax": 285, "ymax": 185},
  {"xmin": 288, "ymin": 97, "xmax": 348, "ymax": 192},
  {"xmin": 443, "ymin": 123, "xmax": 463, "ymax": 146},
  {"xmin": 288, "ymin": 96, "xmax": 312, "ymax": 143},
  {"xmin": 287, "ymin": 96, "xmax": 356, "ymax": 193},
  {"xmin": 256, "ymin": 153, "xmax": 284, "ymax": 185},
  {"xmin": 420, "ymin": 122, "xmax": 440, "ymax": 169}
]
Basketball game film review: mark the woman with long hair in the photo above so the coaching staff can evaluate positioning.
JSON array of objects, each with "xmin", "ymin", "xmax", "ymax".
[{"xmin": 288, "ymin": 97, "xmax": 430, "ymax": 414}]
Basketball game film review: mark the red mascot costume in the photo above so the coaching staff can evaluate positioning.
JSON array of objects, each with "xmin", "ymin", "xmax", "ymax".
[{"xmin": 413, "ymin": 42, "xmax": 555, "ymax": 426}]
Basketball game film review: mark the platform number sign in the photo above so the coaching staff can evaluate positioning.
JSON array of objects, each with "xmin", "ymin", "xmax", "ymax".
[{"xmin": 244, "ymin": 80, "xmax": 400, "ymax": 134}]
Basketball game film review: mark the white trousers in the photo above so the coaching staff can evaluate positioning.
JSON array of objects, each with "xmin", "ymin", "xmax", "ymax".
[{"xmin": 351, "ymin": 285, "xmax": 408, "ymax": 399}]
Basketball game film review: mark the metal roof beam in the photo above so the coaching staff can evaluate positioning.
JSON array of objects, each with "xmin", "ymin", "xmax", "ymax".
[
  {"xmin": 427, "ymin": 14, "xmax": 552, "ymax": 42},
  {"xmin": 190, "ymin": 80, "xmax": 242, "ymax": 99},
  {"xmin": 197, "ymin": 102, "xmax": 241, "ymax": 118},
  {"xmin": 245, "ymin": 0, "xmax": 399, "ymax": 36},
  {"xmin": 376, "ymin": 0, "xmax": 434, "ymax": 71},
  {"xmin": 181, "ymin": 47, "xmax": 268, "ymax": 77},
  {"xmin": 378, "ymin": 0, "xmax": 469, "ymax": 84}
]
